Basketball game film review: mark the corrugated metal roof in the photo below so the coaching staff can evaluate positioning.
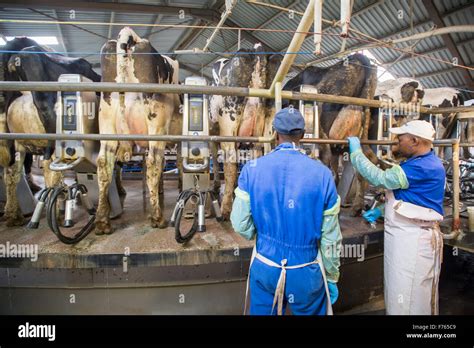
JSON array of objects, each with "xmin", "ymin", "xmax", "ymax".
[{"xmin": 0, "ymin": 0, "xmax": 472, "ymax": 96}]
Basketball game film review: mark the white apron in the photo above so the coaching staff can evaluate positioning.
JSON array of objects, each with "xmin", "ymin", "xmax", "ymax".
[
  {"xmin": 244, "ymin": 245, "xmax": 333, "ymax": 315},
  {"xmin": 384, "ymin": 190, "xmax": 444, "ymax": 315}
]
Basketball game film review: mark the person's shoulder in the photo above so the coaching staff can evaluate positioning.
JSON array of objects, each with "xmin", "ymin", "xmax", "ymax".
[
  {"xmin": 302, "ymin": 156, "xmax": 334, "ymax": 177},
  {"xmin": 401, "ymin": 151, "xmax": 445, "ymax": 175},
  {"xmin": 424, "ymin": 151, "xmax": 445, "ymax": 170},
  {"xmin": 241, "ymin": 152, "xmax": 271, "ymax": 173}
]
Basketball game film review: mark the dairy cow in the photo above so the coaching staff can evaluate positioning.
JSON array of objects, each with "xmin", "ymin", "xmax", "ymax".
[
  {"xmin": 209, "ymin": 44, "xmax": 282, "ymax": 219},
  {"xmin": 95, "ymin": 27, "xmax": 181, "ymax": 234},
  {"xmin": 0, "ymin": 37, "xmax": 100, "ymax": 226},
  {"xmin": 283, "ymin": 53, "xmax": 378, "ymax": 214}
]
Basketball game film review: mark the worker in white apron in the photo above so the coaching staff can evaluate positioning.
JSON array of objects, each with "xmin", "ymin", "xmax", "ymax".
[
  {"xmin": 348, "ymin": 120, "xmax": 445, "ymax": 315},
  {"xmin": 231, "ymin": 107, "xmax": 342, "ymax": 315}
]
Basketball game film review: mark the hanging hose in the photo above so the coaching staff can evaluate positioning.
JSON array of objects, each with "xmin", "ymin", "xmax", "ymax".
[
  {"xmin": 171, "ymin": 187, "xmax": 222, "ymax": 244},
  {"xmin": 46, "ymin": 183, "xmax": 96, "ymax": 245},
  {"xmin": 171, "ymin": 189, "xmax": 202, "ymax": 244}
]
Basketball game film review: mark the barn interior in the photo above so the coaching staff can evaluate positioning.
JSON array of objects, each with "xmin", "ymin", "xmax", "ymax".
[{"xmin": 0, "ymin": 0, "xmax": 473, "ymax": 316}]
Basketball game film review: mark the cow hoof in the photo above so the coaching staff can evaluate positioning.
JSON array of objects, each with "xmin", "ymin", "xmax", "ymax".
[
  {"xmin": 150, "ymin": 217, "xmax": 168, "ymax": 229},
  {"xmin": 220, "ymin": 211, "xmax": 230, "ymax": 221},
  {"xmin": 6, "ymin": 215, "xmax": 26, "ymax": 227},
  {"xmin": 94, "ymin": 221, "xmax": 113, "ymax": 235},
  {"xmin": 117, "ymin": 187, "xmax": 127, "ymax": 197},
  {"xmin": 94, "ymin": 229, "xmax": 104, "ymax": 236}
]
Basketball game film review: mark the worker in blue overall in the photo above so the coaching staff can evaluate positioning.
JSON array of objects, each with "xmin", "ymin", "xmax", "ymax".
[
  {"xmin": 348, "ymin": 120, "xmax": 445, "ymax": 314},
  {"xmin": 231, "ymin": 107, "xmax": 342, "ymax": 315}
]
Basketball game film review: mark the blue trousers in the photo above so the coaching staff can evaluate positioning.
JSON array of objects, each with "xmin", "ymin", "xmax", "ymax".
[{"xmin": 249, "ymin": 257, "xmax": 327, "ymax": 315}]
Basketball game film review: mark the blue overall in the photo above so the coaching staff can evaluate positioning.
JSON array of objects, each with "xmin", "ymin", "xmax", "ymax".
[{"xmin": 237, "ymin": 143, "xmax": 339, "ymax": 315}]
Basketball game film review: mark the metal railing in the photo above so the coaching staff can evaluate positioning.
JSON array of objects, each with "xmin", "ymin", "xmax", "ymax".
[
  {"xmin": 0, "ymin": 131, "xmax": 463, "ymax": 238},
  {"xmin": 0, "ymin": 80, "xmax": 470, "ymax": 238},
  {"xmin": 2, "ymin": 81, "xmax": 474, "ymax": 115}
]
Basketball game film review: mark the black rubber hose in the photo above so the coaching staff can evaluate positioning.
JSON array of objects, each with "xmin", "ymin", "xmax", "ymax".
[
  {"xmin": 174, "ymin": 189, "xmax": 200, "ymax": 244},
  {"xmin": 46, "ymin": 185, "xmax": 95, "ymax": 245}
]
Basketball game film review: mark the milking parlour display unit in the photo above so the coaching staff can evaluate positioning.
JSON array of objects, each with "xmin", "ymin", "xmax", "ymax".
[
  {"xmin": 170, "ymin": 76, "xmax": 222, "ymax": 244},
  {"xmin": 0, "ymin": 1, "xmax": 473, "ymax": 331}
]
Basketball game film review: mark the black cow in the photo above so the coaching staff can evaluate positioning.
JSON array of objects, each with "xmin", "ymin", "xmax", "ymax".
[
  {"xmin": 283, "ymin": 53, "xmax": 378, "ymax": 215},
  {"xmin": 0, "ymin": 37, "xmax": 100, "ymax": 226}
]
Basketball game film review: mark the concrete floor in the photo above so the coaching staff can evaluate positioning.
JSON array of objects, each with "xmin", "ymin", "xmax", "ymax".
[{"xmin": 0, "ymin": 176, "xmax": 254, "ymax": 268}]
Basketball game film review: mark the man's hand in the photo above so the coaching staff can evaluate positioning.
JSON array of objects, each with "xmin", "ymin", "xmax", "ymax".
[
  {"xmin": 327, "ymin": 281, "xmax": 339, "ymax": 305},
  {"xmin": 363, "ymin": 207, "xmax": 382, "ymax": 223},
  {"xmin": 347, "ymin": 137, "xmax": 361, "ymax": 154}
]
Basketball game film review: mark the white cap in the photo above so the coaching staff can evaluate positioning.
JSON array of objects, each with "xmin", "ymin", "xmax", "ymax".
[{"xmin": 389, "ymin": 120, "xmax": 435, "ymax": 141}]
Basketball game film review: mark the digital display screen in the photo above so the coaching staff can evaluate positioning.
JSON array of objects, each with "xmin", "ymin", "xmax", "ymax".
[
  {"xmin": 62, "ymin": 92, "xmax": 77, "ymax": 131},
  {"xmin": 189, "ymin": 95, "xmax": 203, "ymax": 132}
]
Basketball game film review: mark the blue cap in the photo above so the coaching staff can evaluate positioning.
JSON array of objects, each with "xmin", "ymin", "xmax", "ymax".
[{"xmin": 272, "ymin": 107, "xmax": 305, "ymax": 135}]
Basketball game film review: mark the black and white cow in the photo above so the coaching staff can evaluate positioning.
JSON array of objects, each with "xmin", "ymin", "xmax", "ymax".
[
  {"xmin": 0, "ymin": 37, "xmax": 100, "ymax": 226},
  {"xmin": 209, "ymin": 44, "xmax": 282, "ymax": 219},
  {"xmin": 95, "ymin": 27, "xmax": 181, "ymax": 234},
  {"xmin": 374, "ymin": 77, "xmax": 425, "ymax": 105},
  {"xmin": 283, "ymin": 53, "xmax": 378, "ymax": 215},
  {"xmin": 368, "ymin": 78, "xmax": 426, "ymax": 159}
]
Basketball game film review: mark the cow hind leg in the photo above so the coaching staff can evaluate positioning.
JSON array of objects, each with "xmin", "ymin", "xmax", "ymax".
[
  {"xmin": 220, "ymin": 142, "xmax": 237, "ymax": 220},
  {"xmin": 95, "ymin": 142, "xmax": 117, "ymax": 235},
  {"xmin": 0, "ymin": 112, "xmax": 11, "ymax": 168},
  {"xmin": 42, "ymin": 157, "xmax": 63, "ymax": 188},
  {"xmin": 351, "ymin": 174, "xmax": 368, "ymax": 217},
  {"xmin": 115, "ymin": 162, "xmax": 127, "ymax": 198},
  {"xmin": 146, "ymin": 143, "xmax": 167, "ymax": 228},
  {"xmin": 4, "ymin": 144, "xmax": 26, "ymax": 226}
]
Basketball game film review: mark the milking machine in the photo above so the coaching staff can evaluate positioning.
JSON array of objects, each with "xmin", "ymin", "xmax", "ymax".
[
  {"xmin": 170, "ymin": 76, "xmax": 222, "ymax": 244},
  {"xmin": 445, "ymin": 158, "xmax": 474, "ymax": 202},
  {"xmin": 299, "ymin": 85, "xmax": 319, "ymax": 159},
  {"xmin": 27, "ymin": 74, "xmax": 122, "ymax": 244}
]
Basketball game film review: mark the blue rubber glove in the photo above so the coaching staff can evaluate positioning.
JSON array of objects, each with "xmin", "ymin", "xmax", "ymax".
[
  {"xmin": 363, "ymin": 207, "xmax": 382, "ymax": 224},
  {"xmin": 347, "ymin": 137, "xmax": 361, "ymax": 154},
  {"xmin": 327, "ymin": 281, "xmax": 339, "ymax": 305}
]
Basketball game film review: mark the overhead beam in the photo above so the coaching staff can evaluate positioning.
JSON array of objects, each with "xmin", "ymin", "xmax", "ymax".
[
  {"xmin": 173, "ymin": 0, "xmax": 278, "ymax": 81},
  {"xmin": 0, "ymin": 0, "xmax": 219, "ymax": 22},
  {"xmin": 306, "ymin": 2, "xmax": 474, "ymax": 66},
  {"xmin": 107, "ymin": 12, "xmax": 115, "ymax": 39},
  {"xmin": 270, "ymin": 0, "xmax": 315, "ymax": 91},
  {"xmin": 276, "ymin": 0, "xmax": 385, "ymax": 52},
  {"xmin": 383, "ymin": 38, "xmax": 474, "ymax": 66},
  {"xmin": 253, "ymin": 0, "xmax": 302, "ymax": 30},
  {"xmin": 421, "ymin": 0, "xmax": 474, "ymax": 90},
  {"xmin": 224, "ymin": 17, "xmax": 275, "ymax": 51}
]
